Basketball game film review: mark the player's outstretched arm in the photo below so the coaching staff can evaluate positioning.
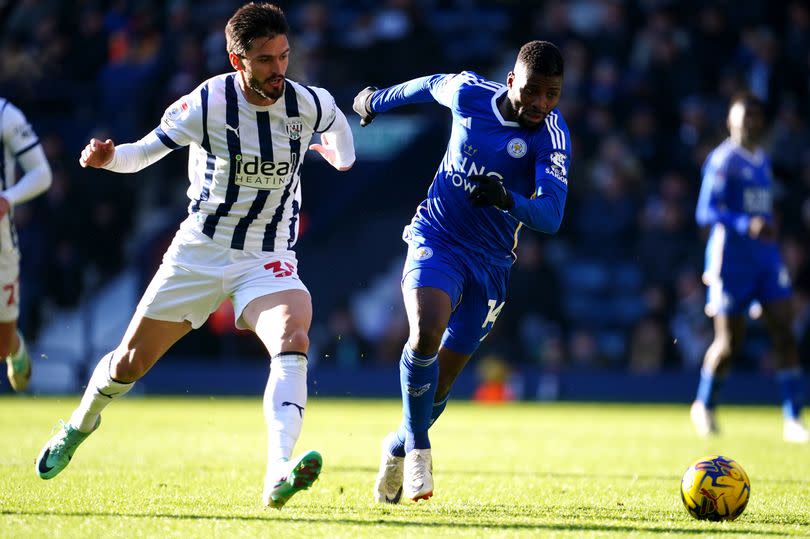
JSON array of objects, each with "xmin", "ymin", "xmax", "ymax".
[
  {"xmin": 79, "ymin": 138, "xmax": 115, "ymax": 168},
  {"xmin": 80, "ymin": 131, "xmax": 174, "ymax": 174},
  {"xmin": 308, "ymin": 108, "xmax": 355, "ymax": 171},
  {"xmin": 352, "ymin": 74, "xmax": 457, "ymax": 127}
]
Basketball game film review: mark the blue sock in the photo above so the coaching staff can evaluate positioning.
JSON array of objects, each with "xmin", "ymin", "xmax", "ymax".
[
  {"xmin": 776, "ymin": 369, "xmax": 804, "ymax": 420},
  {"xmin": 696, "ymin": 369, "xmax": 722, "ymax": 409},
  {"xmin": 399, "ymin": 345, "xmax": 438, "ymax": 451},
  {"xmin": 391, "ymin": 393, "xmax": 450, "ymax": 457}
]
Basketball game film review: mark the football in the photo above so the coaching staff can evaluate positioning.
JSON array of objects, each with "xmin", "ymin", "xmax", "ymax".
[{"xmin": 680, "ymin": 455, "xmax": 750, "ymax": 521}]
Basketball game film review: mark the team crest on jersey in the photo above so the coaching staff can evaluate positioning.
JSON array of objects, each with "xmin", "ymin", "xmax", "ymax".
[
  {"xmin": 545, "ymin": 151, "xmax": 568, "ymax": 185},
  {"xmin": 506, "ymin": 138, "xmax": 527, "ymax": 158},
  {"xmin": 286, "ymin": 118, "xmax": 303, "ymax": 140},
  {"xmin": 413, "ymin": 246, "xmax": 433, "ymax": 261}
]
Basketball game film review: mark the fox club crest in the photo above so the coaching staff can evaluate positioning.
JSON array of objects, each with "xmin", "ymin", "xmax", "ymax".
[{"xmin": 286, "ymin": 118, "xmax": 303, "ymax": 140}]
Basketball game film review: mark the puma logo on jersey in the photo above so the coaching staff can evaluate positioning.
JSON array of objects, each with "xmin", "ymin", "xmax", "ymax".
[{"xmin": 225, "ymin": 123, "xmax": 240, "ymax": 137}]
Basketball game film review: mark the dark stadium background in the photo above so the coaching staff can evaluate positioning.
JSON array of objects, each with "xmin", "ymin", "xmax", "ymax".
[{"xmin": 1, "ymin": 0, "xmax": 808, "ymax": 402}]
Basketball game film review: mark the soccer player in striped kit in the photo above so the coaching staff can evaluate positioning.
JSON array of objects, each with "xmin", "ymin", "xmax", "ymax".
[
  {"xmin": 690, "ymin": 92, "xmax": 808, "ymax": 444},
  {"xmin": 354, "ymin": 41, "xmax": 570, "ymax": 502},
  {"xmin": 0, "ymin": 98, "xmax": 53, "ymax": 392},
  {"xmin": 35, "ymin": 2, "xmax": 355, "ymax": 508}
]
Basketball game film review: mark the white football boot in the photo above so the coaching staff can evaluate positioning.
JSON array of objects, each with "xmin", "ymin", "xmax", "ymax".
[
  {"xmin": 374, "ymin": 432, "xmax": 404, "ymax": 503},
  {"xmin": 403, "ymin": 448, "xmax": 433, "ymax": 502},
  {"xmin": 783, "ymin": 419, "xmax": 810, "ymax": 444},
  {"xmin": 690, "ymin": 400, "xmax": 717, "ymax": 437}
]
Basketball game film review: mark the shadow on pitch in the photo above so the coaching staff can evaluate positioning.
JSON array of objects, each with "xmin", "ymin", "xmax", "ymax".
[
  {"xmin": 0, "ymin": 509, "xmax": 795, "ymax": 535},
  {"xmin": 329, "ymin": 465, "xmax": 810, "ymax": 486}
]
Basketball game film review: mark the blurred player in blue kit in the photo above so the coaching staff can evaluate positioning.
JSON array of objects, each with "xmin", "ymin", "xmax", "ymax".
[
  {"xmin": 353, "ymin": 41, "xmax": 571, "ymax": 502},
  {"xmin": 690, "ymin": 92, "xmax": 808, "ymax": 443}
]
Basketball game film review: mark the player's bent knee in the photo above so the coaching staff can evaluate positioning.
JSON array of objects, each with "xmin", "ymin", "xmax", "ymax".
[
  {"xmin": 409, "ymin": 327, "xmax": 444, "ymax": 355},
  {"xmin": 110, "ymin": 348, "xmax": 151, "ymax": 382},
  {"xmin": 281, "ymin": 328, "xmax": 309, "ymax": 354}
]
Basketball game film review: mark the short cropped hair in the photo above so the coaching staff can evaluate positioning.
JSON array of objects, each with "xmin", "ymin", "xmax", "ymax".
[
  {"xmin": 226, "ymin": 2, "xmax": 289, "ymax": 56},
  {"xmin": 517, "ymin": 40, "xmax": 564, "ymax": 77}
]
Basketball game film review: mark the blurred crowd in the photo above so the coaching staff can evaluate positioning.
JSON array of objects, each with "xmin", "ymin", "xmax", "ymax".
[{"xmin": 1, "ymin": 0, "xmax": 809, "ymax": 374}]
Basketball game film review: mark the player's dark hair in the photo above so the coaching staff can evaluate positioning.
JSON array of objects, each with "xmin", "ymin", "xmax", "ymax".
[
  {"xmin": 226, "ymin": 2, "xmax": 289, "ymax": 57},
  {"xmin": 729, "ymin": 90, "xmax": 765, "ymax": 116},
  {"xmin": 517, "ymin": 40, "xmax": 564, "ymax": 77}
]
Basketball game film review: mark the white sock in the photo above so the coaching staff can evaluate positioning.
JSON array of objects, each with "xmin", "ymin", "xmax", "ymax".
[
  {"xmin": 69, "ymin": 352, "xmax": 134, "ymax": 432},
  {"xmin": 264, "ymin": 352, "xmax": 308, "ymax": 466}
]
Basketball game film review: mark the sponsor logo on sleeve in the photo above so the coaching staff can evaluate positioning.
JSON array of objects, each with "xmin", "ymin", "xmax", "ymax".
[
  {"xmin": 162, "ymin": 100, "xmax": 190, "ymax": 129},
  {"xmin": 12, "ymin": 124, "xmax": 34, "ymax": 141},
  {"xmin": 545, "ymin": 151, "xmax": 568, "ymax": 184}
]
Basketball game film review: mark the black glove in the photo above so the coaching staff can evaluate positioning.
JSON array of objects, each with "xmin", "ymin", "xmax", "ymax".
[
  {"xmin": 468, "ymin": 175, "xmax": 514, "ymax": 210},
  {"xmin": 353, "ymin": 86, "xmax": 378, "ymax": 127}
]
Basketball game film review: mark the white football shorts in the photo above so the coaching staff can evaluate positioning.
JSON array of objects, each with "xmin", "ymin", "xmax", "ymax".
[
  {"xmin": 135, "ymin": 217, "xmax": 308, "ymax": 330},
  {"xmin": 0, "ymin": 249, "xmax": 20, "ymax": 323}
]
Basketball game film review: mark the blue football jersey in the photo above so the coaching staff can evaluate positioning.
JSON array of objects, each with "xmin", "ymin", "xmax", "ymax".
[
  {"xmin": 697, "ymin": 139, "xmax": 791, "ymax": 314},
  {"xmin": 371, "ymin": 71, "xmax": 570, "ymax": 265},
  {"xmin": 696, "ymin": 138, "xmax": 774, "ymax": 239}
]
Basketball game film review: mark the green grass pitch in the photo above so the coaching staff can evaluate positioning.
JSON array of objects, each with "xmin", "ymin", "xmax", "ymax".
[{"xmin": 1, "ymin": 397, "xmax": 808, "ymax": 538}]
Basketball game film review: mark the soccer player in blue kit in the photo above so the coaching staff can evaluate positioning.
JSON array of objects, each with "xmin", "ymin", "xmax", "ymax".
[
  {"xmin": 690, "ymin": 92, "xmax": 808, "ymax": 444},
  {"xmin": 353, "ymin": 40, "xmax": 570, "ymax": 502}
]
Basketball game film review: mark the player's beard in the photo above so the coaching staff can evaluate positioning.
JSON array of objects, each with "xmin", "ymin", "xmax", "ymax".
[
  {"xmin": 507, "ymin": 96, "xmax": 544, "ymax": 129},
  {"xmin": 249, "ymin": 74, "xmax": 284, "ymax": 101}
]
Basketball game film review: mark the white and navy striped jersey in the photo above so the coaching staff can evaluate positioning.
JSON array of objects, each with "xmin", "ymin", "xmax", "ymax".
[
  {"xmin": 155, "ymin": 73, "xmax": 339, "ymax": 252},
  {"xmin": 0, "ymin": 98, "xmax": 52, "ymax": 253}
]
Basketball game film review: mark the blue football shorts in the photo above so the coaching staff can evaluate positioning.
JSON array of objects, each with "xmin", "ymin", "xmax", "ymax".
[
  {"xmin": 401, "ymin": 231, "xmax": 509, "ymax": 355},
  {"xmin": 703, "ymin": 232, "xmax": 792, "ymax": 317}
]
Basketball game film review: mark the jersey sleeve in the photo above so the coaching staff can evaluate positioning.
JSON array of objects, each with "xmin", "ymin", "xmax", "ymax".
[
  {"xmin": 1, "ymin": 101, "xmax": 40, "ymax": 158},
  {"xmin": 306, "ymin": 86, "xmax": 338, "ymax": 133},
  {"xmin": 370, "ymin": 72, "xmax": 479, "ymax": 113},
  {"xmin": 154, "ymin": 86, "xmax": 205, "ymax": 149},
  {"xmin": 695, "ymin": 151, "xmax": 751, "ymax": 234},
  {"xmin": 508, "ymin": 117, "xmax": 571, "ymax": 234},
  {"xmin": 0, "ymin": 101, "xmax": 52, "ymax": 205}
]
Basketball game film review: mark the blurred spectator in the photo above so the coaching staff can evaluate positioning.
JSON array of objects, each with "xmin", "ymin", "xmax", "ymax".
[
  {"xmin": 318, "ymin": 301, "xmax": 372, "ymax": 369},
  {"xmin": 473, "ymin": 354, "xmax": 519, "ymax": 402}
]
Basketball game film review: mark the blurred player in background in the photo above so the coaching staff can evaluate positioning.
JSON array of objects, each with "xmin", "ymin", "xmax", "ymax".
[
  {"xmin": 35, "ymin": 2, "xmax": 356, "ymax": 507},
  {"xmin": 353, "ymin": 40, "xmax": 570, "ymax": 502},
  {"xmin": 691, "ymin": 91, "xmax": 808, "ymax": 444},
  {"xmin": 0, "ymin": 98, "xmax": 52, "ymax": 392}
]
